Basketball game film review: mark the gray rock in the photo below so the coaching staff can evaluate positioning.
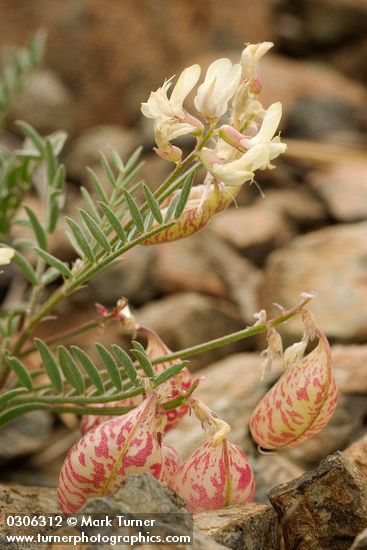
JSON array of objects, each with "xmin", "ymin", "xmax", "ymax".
[
  {"xmin": 13, "ymin": 69, "xmax": 74, "ymax": 135},
  {"xmin": 344, "ymin": 432, "xmax": 367, "ymax": 480},
  {"xmin": 136, "ymin": 292, "xmax": 250, "ymax": 370},
  {"xmin": 0, "ymin": 411, "xmax": 52, "ymax": 463},
  {"xmin": 65, "ymin": 125, "xmax": 140, "ymax": 183},
  {"xmin": 210, "ymin": 203, "xmax": 293, "ymax": 266},
  {"xmin": 310, "ymin": 162, "xmax": 367, "ymax": 222},
  {"xmin": 152, "ymin": 232, "xmax": 263, "ymax": 323},
  {"xmin": 253, "ymin": 454, "xmax": 304, "ymax": 504},
  {"xmin": 261, "ymin": 222, "xmax": 367, "ymax": 342},
  {"xmin": 207, "ymin": 236, "xmax": 263, "ymax": 324},
  {"xmin": 285, "ymin": 96, "xmax": 363, "ymax": 144},
  {"xmin": 72, "ymin": 245, "xmax": 157, "ymax": 307},
  {"xmin": 194, "ymin": 504, "xmax": 280, "ymax": 550},
  {"xmin": 77, "ymin": 474, "xmax": 227, "ymax": 550},
  {"xmin": 275, "ymin": 0, "xmax": 367, "ymax": 51},
  {"xmin": 268, "ymin": 452, "xmax": 367, "ymax": 550},
  {"xmin": 351, "ymin": 526, "xmax": 367, "ymax": 549}
]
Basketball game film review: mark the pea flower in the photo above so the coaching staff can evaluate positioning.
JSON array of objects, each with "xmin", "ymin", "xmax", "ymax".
[
  {"xmin": 141, "ymin": 65, "xmax": 203, "ymax": 161},
  {"xmin": 200, "ymin": 142, "xmax": 269, "ymax": 187},
  {"xmin": 141, "ymin": 65, "xmax": 201, "ymax": 120},
  {"xmin": 0, "ymin": 247, "xmax": 14, "ymax": 266},
  {"xmin": 194, "ymin": 58, "xmax": 242, "ymax": 120},
  {"xmin": 219, "ymin": 102, "xmax": 287, "ymax": 171},
  {"xmin": 173, "ymin": 400, "xmax": 254, "ymax": 513},
  {"xmin": 241, "ymin": 42, "xmax": 273, "ymax": 89},
  {"xmin": 249, "ymin": 324, "xmax": 338, "ymax": 450}
]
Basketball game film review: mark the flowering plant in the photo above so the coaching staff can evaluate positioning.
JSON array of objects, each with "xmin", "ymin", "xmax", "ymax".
[{"xmin": 0, "ymin": 36, "xmax": 336, "ymax": 515}]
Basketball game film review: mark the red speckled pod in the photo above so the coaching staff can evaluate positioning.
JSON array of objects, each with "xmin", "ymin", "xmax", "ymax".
[
  {"xmin": 144, "ymin": 327, "xmax": 192, "ymax": 431},
  {"xmin": 249, "ymin": 328, "xmax": 338, "ymax": 450},
  {"xmin": 160, "ymin": 443, "xmax": 181, "ymax": 487},
  {"xmin": 80, "ymin": 329, "xmax": 192, "ymax": 436},
  {"xmin": 174, "ymin": 439, "xmax": 254, "ymax": 513},
  {"xmin": 79, "ymin": 396, "xmax": 141, "ymax": 436},
  {"xmin": 173, "ymin": 400, "xmax": 254, "ymax": 513},
  {"xmin": 58, "ymin": 393, "xmax": 165, "ymax": 514},
  {"xmin": 143, "ymin": 183, "xmax": 239, "ymax": 245}
]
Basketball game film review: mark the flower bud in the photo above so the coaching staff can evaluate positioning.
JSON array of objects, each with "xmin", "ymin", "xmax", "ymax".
[
  {"xmin": 249, "ymin": 328, "xmax": 337, "ymax": 450},
  {"xmin": 173, "ymin": 400, "xmax": 254, "ymax": 513},
  {"xmin": 194, "ymin": 58, "xmax": 241, "ymax": 120},
  {"xmin": 58, "ymin": 393, "xmax": 165, "ymax": 514}
]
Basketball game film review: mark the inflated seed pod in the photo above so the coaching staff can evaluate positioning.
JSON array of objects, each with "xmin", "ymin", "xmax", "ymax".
[
  {"xmin": 79, "ymin": 396, "xmax": 141, "ymax": 436},
  {"xmin": 173, "ymin": 400, "xmax": 254, "ymax": 513},
  {"xmin": 174, "ymin": 439, "xmax": 255, "ymax": 513},
  {"xmin": 142, "ymin": 183, "xmax": 240, "ymax": 245},
  {"xmin": 143, "ymin": 327, "xmax": 192, "ymax": 431},
  {"xmin": 58, "ymin": 393, "xmax": 165, "ymax": 514},
  {"xmin": 160, "ymin": 443, "xmax": 181, "ymax": 486},
  {"xmin": 249, "ymin": 328, "xmax": 337, "ymax": 450}
]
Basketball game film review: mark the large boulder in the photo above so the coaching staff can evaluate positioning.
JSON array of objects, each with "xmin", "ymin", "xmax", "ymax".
[{"xmin": 261, "ymin": 222, "xmax": 367, "ymax": 342}]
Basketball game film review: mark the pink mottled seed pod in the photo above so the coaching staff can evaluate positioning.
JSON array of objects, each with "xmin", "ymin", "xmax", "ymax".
[
  {"xmin": 160, "ymin": 444, "xmax": 181, "ymax": 487},
  {"xmin": 173, "ymin": 399, "xmax": 254, "ymax": 513},
  {"xmin": 80, "ymin": 396, "xmax": 141, "ymax": 436},
  {"xmin": 249, "ymin": 328, "xmax": 338, "ymax": 450},
  {"xmin": 174, "ymin": 439, "xmax": 255, "ymax": 513},
  {"xmin": 58, "ymin": 393, "xmax": 165, "ymax": 514},
  {"xmin": 144, "ymin": 327, "xmax": 192, "ymax": 432},
  {"xmin": 142, "ymin": 183, "xmax": 239, "ymax": 245}
]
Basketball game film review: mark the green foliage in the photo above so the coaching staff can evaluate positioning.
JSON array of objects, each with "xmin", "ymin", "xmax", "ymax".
[
  {"xmin": 0, "ymin": 337, "xmax": 188, "ymax": 427},
  {"xmin": 0, "ymin": 30, "xmax": 46, "ymax": 127},
  {"xmin": 0, "ymin": 34, "xmax": 302, "ymax": 430}
]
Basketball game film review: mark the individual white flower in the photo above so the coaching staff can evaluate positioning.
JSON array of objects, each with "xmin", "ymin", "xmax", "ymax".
[
  {"xmin": 241, "ymin": 42, "xmax": 273, "ymax": 83},
  {"xmin": 200, "ymin": 143, "xmax": 269, "ymax": 187},
  {"xmin": 194, "ymin": 58, "xmax": 241, "ymax": 119},
  {"xmin": 231, "ymin": 42, "xmax": 272, "ymax": 129},
  {"xmin": 141, "ymin": 65, "xmax": 203, "ymax": 162},
  {"xmin": 141, "ymin": 64, "xmax": 201, "ymax": 119},
  {"xmin": 154, "ymin": 117, "xmax": 199, "ymax": 147},
  {"xmin": 221, "ymin": 102, "xmax": 287, "ymax": 170},
  {"xmin": 242, "ymin": 102, "xmax": 287, "ymax": 168},
  {"xmin": 0, "ymin": 247, "xmax": 14, "ymax": 266}
]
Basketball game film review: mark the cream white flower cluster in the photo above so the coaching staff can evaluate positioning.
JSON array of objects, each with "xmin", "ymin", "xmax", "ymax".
[{"xmin": 141, "ymin": 42, "xmax": 287, "ymax": 186}]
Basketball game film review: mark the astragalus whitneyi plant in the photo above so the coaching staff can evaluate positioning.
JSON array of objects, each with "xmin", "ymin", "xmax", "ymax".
[{"xmin": 0, "ymin": 37, "xmax": 337, "ymax": 515}]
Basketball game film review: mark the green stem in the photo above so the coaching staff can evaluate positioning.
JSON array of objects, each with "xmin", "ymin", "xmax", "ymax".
[
  {"xmin": 10, "ymin": 386, "xmax": 144, "ymax": 407},
  {"xmin": 0, "ymin": 222, "xmax": 175, "ymax": 388},
  {"xmin": 149, "ymin": 295, "xmax": 313, "ymax": 365},
  {"xmin": 2, "ymin": 127, "xmax": 216, "ymax": 384}
]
